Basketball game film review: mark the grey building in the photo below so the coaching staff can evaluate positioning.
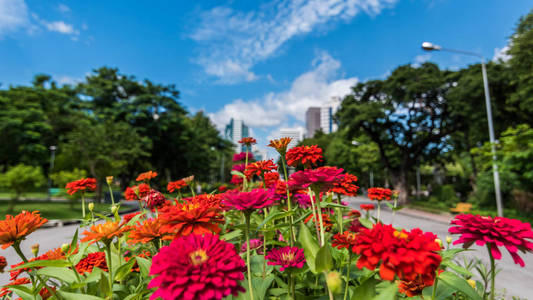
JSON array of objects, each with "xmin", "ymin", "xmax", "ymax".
[{"xmin": 305, "ymin": 107, "xmax": 321, "ymax": 138}]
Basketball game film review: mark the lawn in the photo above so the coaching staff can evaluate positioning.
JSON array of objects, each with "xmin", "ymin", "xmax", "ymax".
[{"xmin": 0, "ymin": 200, "xmax": 134, "ymax": 220}]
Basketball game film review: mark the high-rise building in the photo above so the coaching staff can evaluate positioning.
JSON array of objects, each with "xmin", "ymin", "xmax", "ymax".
[
  {"xmin": 319, "ymin": 96, "xmax": 341, "ymax": 134},
  {"xmin": 305, "ymin": 107, "xmax": 321, "ymax": 138},
  {"xmin": 279, "ymin": 128, "xmax": 304, "ymax": 150},
  {"xmin": 224, "ymin": 118, "xmax": 250, "ymax": 152}
]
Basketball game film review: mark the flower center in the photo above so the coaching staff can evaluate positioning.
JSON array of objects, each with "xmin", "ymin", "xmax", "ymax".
[
  {"xmin": 189, "ymin": 249, "xmax": 209, "ymax": 266},
  {"xmin": 393, "ymin": 231, "xmax": 408, "ymax": 240},
  {"xmin": 181, "ymin": 203, "xmax": 200, "ymax": 212},
  {"xmin": 281, "ymin": 251, "xmax": 295, "ymax": 263}
]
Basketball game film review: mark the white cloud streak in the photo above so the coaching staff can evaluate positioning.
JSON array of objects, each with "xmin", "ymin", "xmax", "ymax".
[
  {"xmin": 0, "ymin": 0, "xmax": 29, "ymax": 36},
  {"xmin": 191, "ymin": 0, "xmax": 397, "ymax": 84}
]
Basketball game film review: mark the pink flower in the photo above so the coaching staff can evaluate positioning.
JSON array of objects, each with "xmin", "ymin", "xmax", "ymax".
[
  {"xmin": 293, "ymin": 193, "xmax": 312, "ymax": 209},
  {"xmin": 240, "ymin": 238, "xmax": 263, "ymax": 254},
  {"xmin": 148, "ymin": 234, "xmax": 246, "ymax": 300},
  {"xmin": 266, "ymin": 246, "xmax": 306, "ymax": 272},
  {"xmin": 449, "ymin": 214, "xmax": 533, "ymax": 267},
  {"xmin": 288, "ymin": 166, "xmax": 344, "ymax": 192},
  {"xmin": 143, "ymin": 190, "xmax": 166, "ymax": 211},
  {"xmin": 232, "ymin": 164, "xmax": 246, "ymax": 173},
  {"xmin": 233, "ymin": 152, "xmax": 253, "ymax": 162},
  {"xmin": 222, "ymin": 189, "xmax": 274, "ymax": 211}
]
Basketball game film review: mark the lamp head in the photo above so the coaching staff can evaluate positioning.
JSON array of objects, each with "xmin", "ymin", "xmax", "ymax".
[{"xmin": 421, "ymin": 42, "xmax": 442, "ymax": 51}]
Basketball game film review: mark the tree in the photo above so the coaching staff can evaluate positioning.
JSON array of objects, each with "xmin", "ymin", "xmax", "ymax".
[
  {"xmin": 337, "ymin": 63, "xmax": 460, "ymax": 203},
  {"xmin": 0, "ymin": 164, "xmax": 46, "ymax": 211}
]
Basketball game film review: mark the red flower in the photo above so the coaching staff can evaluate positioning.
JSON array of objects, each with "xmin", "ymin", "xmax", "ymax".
[
  {"xmin": 233, "ymin": 152, "xmax": 253, "ymax": 162},
  {"xmin": 124, "ymin": 183, "xmax": 150, "ymax": 201},
  {"xmin": 238, "ymin": 137, "xmax": 257, "ymax": 146},
  {"xmin": 0, "ymin": 255, "xmax": 6, "ymax": 273},
  {"xmin": 136, "ymin": 171, "xmax": 158, "ymax": 182},
  {"xmin": 330, "ymin": 173, "xmax": 360, "ymax": 196},
  {"xmin": 398, "ymin": 275, "xmax": 434, "ymax": 297},
  {"xmin": 332, "ymin": 231, "xmax": 358, "ymax": 250},
  {"xmin": 158, "ymin": 196, "xmax": 224, "ymax": 238},
  {"xmin": 268, "ymin": 137, "xmax": 293, "ymax": 155},
  {"xmin": 123, "ymin": 212, "xmax": 142, "ymax": 224},
  {"xmin": 266, "ymin": 246, "xmax": 306, "ymax": 272},
  {"xmin": 232, "ymin": 163, "xmax": 246, "ymax": 173},
  {"xmin": 289, "ymin": 166, "xmax": 343, "ymax": 192},
  {"xmin": 75, "ymin": 252, "xmax": 108, "ymax": 274},
  {"xmin": 244, "ymin": 160, "xmax": 277, "ymax": 178},
  {"xmin": 230, "ymin": 175, "xmax": 243, "ymax": 185},
  {"xmin": 449, "ymin": 214, "xmax": 533, "ymax": 267},
  {"xmin": 360, "ymin": 204, "xmax": 374, "ymax": 211},
  {"xmin": 0, "ymin": 211, "xmax": 47, "ymax": 249},
  {"xmin": 218, "ymin": 185, "xmax": 228, "ymax": 192},
  {"xmin": 148, "ymin": 234, "xmax": 246, "ymax": 300},
  {"xmin": 0, "ymin": 277, "xmax": 30, "ymax": 297},
  {"xmin": 10, "ymin": 248, "xmax": 64, "ymax": 280},
  {"xmin": 286, "ymin": 145, "xmax": 323, "ymax": 168},
  {"xmin": 348, "ymin": 218, "xmax": 364, "ymax": 233},
  {"xmin": 222, "ymin": 189, "xmax": 274, "ymax": 211},
  {"xmin": 167, "ymin": 180, "xmax": 187, "ymax": 193},
  {"xmin": 65, "ymin": 178, "xmax": 97, "ymax": 195},
  {"xmin": 348, "ymin": 209, "xmax": 361, "ymax": 218},
  {"xmin": 304, "ymin": 213, "xmax": 333, "ymax": 231},
  {"xmin": 367, "ymin": 187, "xmax": 392, "ymax": 201},
  {"xmin": 263, "ymin": 172, "xmax": 280, "ymax": 188},
  {"xmin": 143, "ymin": 190, "xmax": 166, "ymax": 210}
]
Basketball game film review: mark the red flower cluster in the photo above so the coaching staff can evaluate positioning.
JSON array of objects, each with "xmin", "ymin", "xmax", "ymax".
[
  {"xmin": 360, "ymin": 204, "xmax": 374, "ymax": 211},
  {"xmin": 218, "ymin": 185, "xmax": 228, "ymax": 192},
  {"xmin": 348, "ymin": 209, "xmax": 361, "ymax": 218},
  {"xmin": 332, "ymin": 231, "xmax": 357, "ymax": 250},
  {"xmin": 238, "ymin": 137, "xmax": 257, "ymax": 146},
  {"xmin": 286, "ymin": 145, "xmax": 323, "ymax": 168},
  {"xmin": 266, "ymin": 246, "xmax": 306, "ymax": 272},
  {"xmin": 10, "ymin": 248, "xmax": 64, "ymax": 280},
  {"xmin": 136, "ymin": 171, "xmax": 158, "ymax": 182},
  {"xmin": 148, "ymin": 234, "xmax": 246, "ymax": 300},
  {"xmin": 167, "ymin": 180, "xmax": 187, "ymax": 193},
  {"xmin": 330, "ymin": 173, "xmax": 360, "ymax": 196},
  {"xmin": 65, "ymin": 178, "xmax": 97, "ymax": 195},
  {"xmin": 449, "ymin": 214, "xmax": 533, "ymax": 267},
  {"xmin": 304, "ymin": 213, "xmax": 333, "ymax": 231},
  {"xmin": 222, "ymin": 189, "xmax": 274, "ymax": 211},
  {"xmin": 123, "ymin": 212, "xmax": 142, "ymax": 224},
  {"xmin": 124, "ymin": 183, "xmax": 150, "ymax": 201},
  {"xmin": 143, "ymin": 190, "xmax": 167, "ymax": 210},
  {"xmin": 263, "ymin": 172, "xmax": 280, "ymax": 188},
  {"xmin": 230, "ymin": 175, "xmax": 243, "ymax": 185},
  {"xmin": 353, "ymin": 223, "xmax": 441, "ymax": 285},
  {"xmin": 398, "ymin": 275, "xmax": 433, "ymax": 297},
  {"xmin": 289, "ymin": 166, "xmax": 343, "ymax": 192},
  {"xmin": 244, "ymin": 160, "xmax": 277, "ymax": 178},
  {"xmin": 75, "ymin": 252, "xmax": 108, "ymax": 274},
  {"xmin": 0, "ymin": 277, "xmax": 30, "ymax": 297},
  {"xmin": 367, "ymin": 187, "xmax": 392, "ymax": 201},
  {"xmin": 0, "ymin": 255, "xmax": 6, "ymax": 273}
]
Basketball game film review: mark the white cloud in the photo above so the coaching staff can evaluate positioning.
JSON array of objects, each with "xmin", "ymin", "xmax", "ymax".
[
  {"xmin": 43, "ymin": 20, "xmax": 78, "ymax": 35},
  {"xmin": 0, "ymin": 0, "xmax": 29, "ymax": 36},
  {"xmin": 191, "ymin": 0, "xmax": 397, "ymax": 84},
  {"xmin": 412, "ymin": 53, "xmax": 431, "ymax": 67},
  {"xmin": 493, "ymin": 45, "xmax": 511, "ymax": 62},
  {"xmin": 209, "ymin": 51, "xmax": 358, "ymax": 133},
  {"xmin": 56, "ymin": 75, "xmax": 81, "ymax": 85}
]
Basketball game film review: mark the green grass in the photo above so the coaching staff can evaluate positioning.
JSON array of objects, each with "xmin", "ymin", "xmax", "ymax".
[
  {"xmin": 0, "ymin": 192, "xmax": 50, "ymax": 200},
  {"xmin": 0, "ymin": 200, "xmax": 132, "ymax": 220}
]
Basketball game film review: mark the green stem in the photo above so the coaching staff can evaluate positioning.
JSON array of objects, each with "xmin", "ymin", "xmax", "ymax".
[
  {"xmin": 308, "ymin": 188, "xmax": 321, "ymax": 244},
  {"xmin": 81, "ymin": 193, "xmax": 86, "ymax": 219},
  {"xmin": 336, "ymin": 194, "xmax": 343, "ymax": 233},
  {"xmin": 280, "ymin": 155, "xmax": 295, "ymax": 246},
  {"xmin": 244, "ymin": 212, "xmax": 255, "ymax": 300},
  {"xmin": 313, "ymin": 188, "xmax": 325, "ymax": 246},
  {"xmin": 324, "ymin": 272, "xmax": 334, "ymax": 300},
  {"xmin": 288, "ymin": 272, "xmax": 294, "ymax": 300},
  {"xmin": 487, "ymin": 244, "xmax": 496, "ymax": 300},
  {"xmin": 107, "ymin": 184, "xmax": 115, "ymax": 205},
  {"xmin": 343, "ymin": 253, "xmax": 352, "ymax": 300},
  {"xmin": 431, "ymin": 275, "xmax": 438, "ymax": 300},
  {"xmin": 391, "ymin": 198, "xmax": 398, "ymax": 224},
  {"xmin": 105, "ymin": 243, "xmax": 113, "ymax": 298},
  {"xmin": 376, "ymin": 200, "xmax": 381, "ymax": 222}
]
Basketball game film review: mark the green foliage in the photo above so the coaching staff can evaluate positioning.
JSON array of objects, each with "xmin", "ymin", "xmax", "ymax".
[
  {"xmin": 50, "ymin": 168, "xmax": 88, "ymax": 188},
  {"xmin": 0, "ymin": 164, "xmax": 46, "ymax": 200}
]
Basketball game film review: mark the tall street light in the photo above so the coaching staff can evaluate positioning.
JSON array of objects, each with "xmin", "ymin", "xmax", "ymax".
[
  {"xmin": 422, "ymin": 41, "xmax": 503, "ymax": 217},
  {"xmin": 47, "ymin": 145, "xmax": 57, "ymax": 200}
]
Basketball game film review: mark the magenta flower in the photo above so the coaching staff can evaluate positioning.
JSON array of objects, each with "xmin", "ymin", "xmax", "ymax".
[
  {"xmin": 143, "ymin": 190, "xmax": 166, "ymax": 210},
  {"xmin": 288, "ymin": 166, "xmax": 343, "ymax": 192},
  {"xmin": 148, "ymin": 234, "xmax": 246, "ymax": 300},
  {"xmin": 240, "ymin": 238, "xmax": 263, "ymax": 254},
  {"xmin": 232, "ymin": 163, "xmax": 246, "ymax": 173},
  {"xmin": 222, "ymin": 189, "xmax": 274, "ymax": 211},
  {"xmin": 233, "ymin": 152, "xmax": 253, "ymax": 162},
  {"xmin": 293, "ymin": 193, "xmax": 312, "ymax": 209},
  {"xmin": 449, "ymin": 214, "xmax": 533, "ymax": 267},
  {"xmin": 266, "ymin": 246, "xmax": 306, "ymax": 272}
]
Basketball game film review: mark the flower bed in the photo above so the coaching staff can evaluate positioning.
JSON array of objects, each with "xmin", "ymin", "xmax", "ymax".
[{"xmin": 1, "ymin": 139, "xmax": 532, "ymax": 300}]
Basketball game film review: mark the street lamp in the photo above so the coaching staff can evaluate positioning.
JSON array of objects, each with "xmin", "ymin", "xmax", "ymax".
[
  {"xmin": 422, "ymin": 41, "xmax": 504, "ymax": 217},
  {"xmin": 47, "ymin": 145, "xmax": 57, "ymax": 200}
]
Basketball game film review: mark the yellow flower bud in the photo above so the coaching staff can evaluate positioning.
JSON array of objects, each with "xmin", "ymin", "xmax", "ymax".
[
  {"xmin": 61, "ymin": 243, "xmax": 70, "ymax": 253},
  {"xmin": 446, "ymin": 236, "xmax": 453, "ymax": 244},
  {"xmin": 326, "ymin": 271, "xmax": 342, "ymax": 294},
  {"xmin": 88, "ymin": 202, "xmax": 95, "ymax": 212},
  {"xmin": 30, "ymin": 244, "xmax": 39, "ymax": 256},
  {"xmin": 467, "ymin": 279, "xmax": 476, "ymax": 289},
  {"xmin": 111, "ymin": 204, "xmax": 119, "ymax": 214},
  {"xmin": 106, "ymin": 176, "xmax": 114, "ymax": 185},
  {"xmin": 435, "ymin": 238, "xmax": 443, "ymax": 248}
]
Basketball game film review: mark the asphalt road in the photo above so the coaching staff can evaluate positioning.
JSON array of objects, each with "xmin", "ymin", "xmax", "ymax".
[{"xmin": 1, "ymin": 198, "xmax": 531, "ymax": 299}]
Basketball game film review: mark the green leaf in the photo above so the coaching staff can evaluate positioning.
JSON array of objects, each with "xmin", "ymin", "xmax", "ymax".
[
  {"xmin": 298, "ymin": 222, "xmax": 320, "ymax": 273},
  {"xmin": 252, "ymin": 275, "xmax": 275, "ymax": 300},
  {"xmin": 359, "ymin": 217, "xmax": 374, "ymax": 229},
  {"xmin": 114, "ymin": 258, "xmax": 137, "ymax": 281},
  {"xmin": 5, "ymin": 285, "xmax": 34, "ymax": 300},
  {"xmin": 438, "ymin": 271, "xmax": 482, "ymax": 300},
  {"xmin": 70, "ymin": 242, "xmax": 90, "ymax": 265},
  {"xmin": 136, "ymin": 256, "xmax": 152, "ymax": 277},
  {"xmin": 315, "ymin": 245, "xmax": 333, "ymax": 273},
  {"xmin": 351, "ymin": 277, "xmax": 378, "ymax": 300},
  {"xmin": 69, "ymin": 228, "xmax": 79, "ymax": 254},
  {"xmin": 58, "ymin": 291, "xmax": 106, "ymax": 300},
  {"xmin": 99, "ymin": 271, "xmax": 110, "ymax": 296},
  {"xmin": 257, "ymin": 210, "xmax": 294, "ymax": 230},
  {"xmin": 441, "ymin": 260, "xmax": 474, "ymax": 277},
  {"xmin": 36, "ymin": 266, "xmax": 78, "ymax": 284},
  {"xmin": 231, "ymin": 170, "xmax": 245, "ymax": 178},
  {"xmin": 372, "ymin": 281, "xmax": 398, "ymax": 300},
  {"xmin": 320, "ymin": 202, "xmax": 348, "ymax": 209},
  {"xmin": 221, "ymin": 229, "xmax": 242, "ymax": 241},
  {"xmin": 11, "ymin": 259, "xmax": 71, "ymax": 270}
]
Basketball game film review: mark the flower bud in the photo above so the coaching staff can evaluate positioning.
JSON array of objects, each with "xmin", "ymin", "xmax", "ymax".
[
  {"xmin": 467, "ymin": 279, "xmax": 476, "ymax": 289},
  {"xmin": 435, "ymin": 238, "xmax": 443, "ymax": 248},
  {"xmin": 326, "ymin": 271, "xmax": 342, "ymax": 294},
  {"xmin": 30, "ymin": 244, "xmax": 39, "ymax": 257},
  {"xmin": 446, "ymin": 236, "xmax": 453, "ymax": 244},
  {"xmin": 61, "ymin": 243, "xmax": 70, "ymax": 253},
  {"xmin": 88, "ymin": 202, "xmax": 95, "ymax": 212},
  {"xmin": 0, "ymin": 255, "xmax": 7, "ymax": 273},
  {"xmin": 111, "ymin": 204, "xmax": 119, "ymax": 214},
  {"xmin": 106, "ymin": 176, "xmax": 114, "ymax": 185}
]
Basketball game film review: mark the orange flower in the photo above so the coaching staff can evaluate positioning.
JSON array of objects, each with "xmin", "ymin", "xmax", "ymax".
[
  {"xmin": 75, "ymin": 252, "xmax": 108, "ymax": 274},
  {"xmin": 268, "ymin": 137, "xmax": 293, "ymax": 155},
  {"xmin": 159, "ymin": 197, "xmax": 224, "ymax": 239},
  {"xmin": 167, "ymin": 180, "xmax": 187, "ymax": 193},
  {"xmin": 125, "ymin": 251, "xmax": 152, "ymax": 272},
  {"xmin": 304, "ymin": 213, "xmax": 333, "ymax": 231},
  {"xmin": 332, "ymin": 231, "xmax": 358, "ymax": 250},
  {"xmin": 81, "ymin": 221, "xmax": 130, "ymax": 244},
  {"xmin": 244, "ymin": 160, "xmax": 278, "ymax": 178},
  {"xmin": 10, "ymin": 248, "xmax": 64, "ymax": 280},
  {"xmin": 238, "ymin": 137, "xmax": 257, "ymax": 146},
  {"xmin": 398, "ymin": 275, "xmax": 435, "ymax": 297},
  {"xmin": 128, "ymin": 218, "xmax": 171, "ymax": 244},
  {"xmin": 0, "ymin": 277, "xmax": 30, "ymax": 297},
  {"xmin": 0, "ymin": 211, "xmax": 47, "ymax": 249},
  {"xmin": 136, "ymin": 171, "xmax": 158, "ymax": 182}
]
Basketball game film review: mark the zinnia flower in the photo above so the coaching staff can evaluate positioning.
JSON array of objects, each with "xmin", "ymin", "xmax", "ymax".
[
  {"xmin": 348, "ymin": 209, "xmax": 361, "ymax": 218},
  {"xmin": 332, "ymin": 231, "xmax": 357, "ymax": 250},
  {"xmin": 222, "ymin": 189, "xmax": 274, "ymax": 211},
  {"xmin": 449, "ymin": 214, "xmax": 533, "ymax": 267},
  {"xmin": 263, "ymin": 172, "xmax": 280, "ymax": 188},
  {"xmin": 293, "ymin": 193, "xmax": 312, "ymax": 208},
  {"xmin": 330, "ymin": 173, "xmax": 360, "ymax": 196},
  {"xmin": 367, "ymin": 187, "xmax": 392, "ymax": 201},
  {"xmin": 0, "ymin": 277, "xmax": 30, "ymax": 297},
  {"xmin": 232, "ymin": 163, "xmax": 246, "ymax": 173},
  {"xmin": 0, "ymin": 255, "xmax": 6, "ymax": 273},
  {"xmin": 398, "ymin": 275, "xmax": 432, "ymax": 297},
  {"xmin": 10, "ymin": 247, "xmax": 64, "ymax": 280},
  {"xmin": 289, "ymin": 166, "xmax": 343, "ymax": 192},
  {"xmin": 123, "ymin": 212, "xmax": 142, "ymax": 224},
  {"xmin": 268, "ymin": 137, "xmax": 293, "ymax": 155},
  {"xmin": 65, "ymin": 178, "xmax": 97, "ymax": 195},
  {"xmin": 244, "ymin": 160, "xmax": 277, "ymax": 178},
  {"xmin": 233, "ymin": 152, "xmax": 253, "ymax": 162},
  {"xmin": 360, "ymin": 204, "xmax": 374, "ymax": 211},
  {"xmin": 128, "ymin": 218, "xmax": 172, "ymax": 244},
  {"xmin": 124, "ymin": 183, "xmax": 151, "ymax": 201},
  {"xmin": 148, "ymin": 234, "xmax": 246, "ymax": 300},
  {"xmin": 230, "ymin": 175, "xmax": 243, "ymax": 185},
  {"xmin": 304, "ymin": 213, "xmax": 333, "ymax": 231},
  {"xmin": 81, "ymin": 221, "xmax": 130, "ymax": 245},
  {"xmin": 285, "ymin": 145, "xmax": 323, "ymax": 168},
  {"xmin": 266, "ymin": 246, "xmax": 306, "ymax": 272},
  {"xmin": 240, "ymin": 238, "xmax": 263, "ymax": 254},
  {"xmin": 143, "ymin": 190, "xmax": 167, "ymax": 210},
  {"xmin": 238, "ymin": 137, "xmax": 257, "ymax": 146},
  {"xmin": 158, "ymin": 196, "xmax": 223, "ymax": 238},
  {"xmin": 218, "ymin": 185, "xmax": 228, "ymax": 192},
  {"xmin": 348, "ymin": 218, "xmax": 364, "ymax": 233},
  {"xmin": 167, "ymin": 180, "xmax": 187, "ymax": 193},
  {"xmin": 75, "ymin": 252, "xmax": 108, "ymax": 274},
  {"xmin": 0, "ymin": 211, "xmax": 47, "ymax": 249},
  {"xmin": 136, "ymin": 171, "xmax": 158, "ymax": 182}
]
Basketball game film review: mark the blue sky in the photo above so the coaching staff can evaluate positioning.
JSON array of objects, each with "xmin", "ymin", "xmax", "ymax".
[{"xmin": 1, "ymin": 0, "xmax": 531, "ymax": 154}]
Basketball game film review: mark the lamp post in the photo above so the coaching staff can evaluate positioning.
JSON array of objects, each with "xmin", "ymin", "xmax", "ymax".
[
  {"xmin": 47, "ymin": 145, "xmax": 57, "ymax": 200},
  {"xmin": 422, "ymin": 42, "xmax": 503, "ymax": 217}
]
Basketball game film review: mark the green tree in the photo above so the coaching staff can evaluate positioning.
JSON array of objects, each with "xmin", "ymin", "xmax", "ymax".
[{"xmin": 0, "ymin": 164, "xmax": 46, "ymax": 211}]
